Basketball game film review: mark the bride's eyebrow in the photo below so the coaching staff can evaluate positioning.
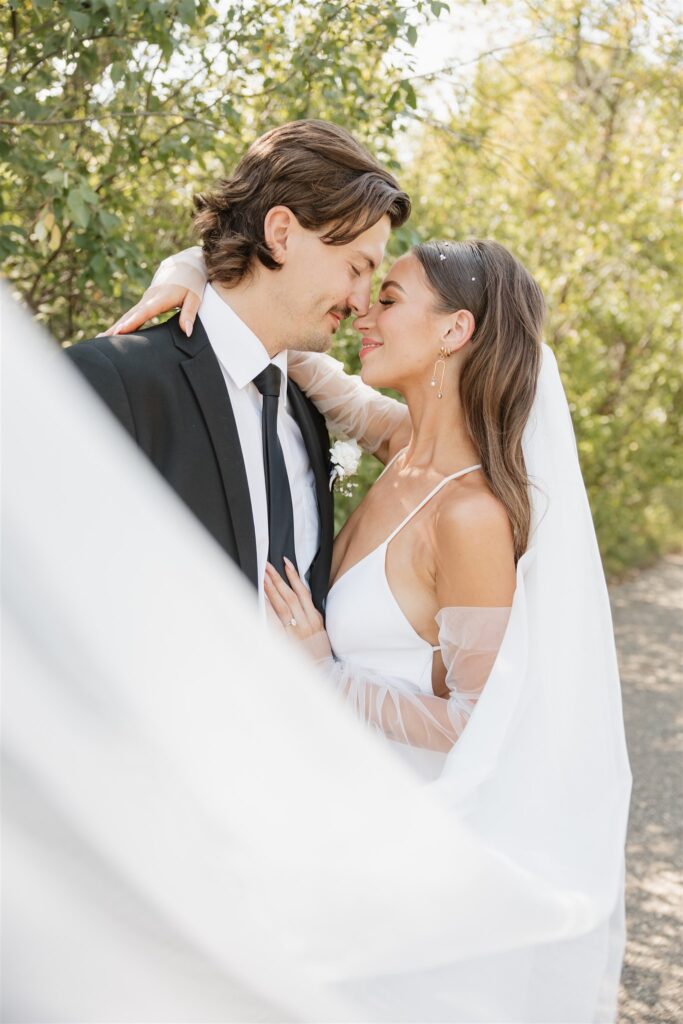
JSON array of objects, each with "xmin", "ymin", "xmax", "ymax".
[{"xmin": 379, "ymin": 279, "xmax": 406, "ymax": 294}]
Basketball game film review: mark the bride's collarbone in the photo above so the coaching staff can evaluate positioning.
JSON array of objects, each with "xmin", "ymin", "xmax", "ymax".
[
  {"xmin": 331, "ymin": 475, "xmax": 439, "ymax": 584},
  {"xmin": 331, "ymin": 461, "xmax": 488, "ymax": 586}
]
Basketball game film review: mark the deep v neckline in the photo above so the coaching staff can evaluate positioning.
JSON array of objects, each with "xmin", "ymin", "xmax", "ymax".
[
  {"xmin": 328, "ymin": 541, "xmax": 384, "ymax": 597},
  {"xmin": 328, "ymin": 452, "xmax": 482, "ymax": 595}
]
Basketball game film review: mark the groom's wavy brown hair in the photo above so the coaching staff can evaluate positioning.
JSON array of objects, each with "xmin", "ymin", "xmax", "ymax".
[
  {"xmin": 193, "ymin": 120, "xmax": 411, "ymax": 285},
  {"xmin": 414, "ymin": 240, "xmax": 545, "ymax": 562}
]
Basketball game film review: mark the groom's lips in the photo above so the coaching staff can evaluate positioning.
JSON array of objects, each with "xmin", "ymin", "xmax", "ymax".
[
  {"xmin": 359, "ymin": 338, "xmax": 383, "ymax": 361},
  {"xmin": 328, "ymin": 312, "xmax": 342, "ymax": 329}
]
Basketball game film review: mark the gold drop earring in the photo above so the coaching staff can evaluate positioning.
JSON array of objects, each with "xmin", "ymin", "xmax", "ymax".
[{"xmin": 430, "ymin": 345, "xmax": 449, "ymax": 399}]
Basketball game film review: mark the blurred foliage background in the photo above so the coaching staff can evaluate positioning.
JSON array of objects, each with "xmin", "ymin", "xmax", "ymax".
[{"xmin": 2, "ymin": 0, "xmax": 681, "ymax": 576}]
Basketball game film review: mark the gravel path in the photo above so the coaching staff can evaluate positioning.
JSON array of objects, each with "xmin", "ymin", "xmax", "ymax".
[{"xmin": 613, "ymin": 554, "xmax": 683, "ymax": 1024}]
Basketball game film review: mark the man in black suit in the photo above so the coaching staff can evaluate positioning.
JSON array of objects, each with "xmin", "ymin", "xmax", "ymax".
[{"xmin": 67, "ymin": 120, "xmax": 410, "ymax": 615}]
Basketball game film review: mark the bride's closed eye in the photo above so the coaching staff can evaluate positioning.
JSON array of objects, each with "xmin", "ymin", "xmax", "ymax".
[{"xmin": 379, "ymin": 298, "xmax": 394, "ymax": 306}]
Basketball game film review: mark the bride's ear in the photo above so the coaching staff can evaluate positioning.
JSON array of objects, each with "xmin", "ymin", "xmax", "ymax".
[
  {"xmin": 263, "ymin": 206, "xmax": 297, "ymax": 265},
  {"xmin": 442, "ymin": 309, "xmax": 475, "ymax": 353}
]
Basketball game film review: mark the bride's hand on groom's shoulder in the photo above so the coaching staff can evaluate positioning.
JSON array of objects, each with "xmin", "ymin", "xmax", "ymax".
[
  {"xmin": 264, "ymin": 559, "xmax": 332, "ymax": 665},
  {"xmin": 98, "ymin": 283, "xmax": 201, "ymax": 338}
]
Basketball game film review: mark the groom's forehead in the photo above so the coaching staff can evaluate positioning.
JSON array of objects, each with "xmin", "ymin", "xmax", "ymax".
[{"xmin": 350, "ymin": 213, "xmax": 391, "ymax": 271}]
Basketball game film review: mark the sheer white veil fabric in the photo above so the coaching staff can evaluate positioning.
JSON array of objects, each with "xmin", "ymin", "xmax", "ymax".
[
  {"xmin": 2, "ymin": 284, "xmax": 630, "ymax": 1022},
  {"xmin": 340, "ymin": 343, "xmax": 633, "ymax": 1021}
]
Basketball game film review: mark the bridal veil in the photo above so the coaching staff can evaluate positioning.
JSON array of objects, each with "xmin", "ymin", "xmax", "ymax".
[{"xmin": 2, "ymin": 283, "xmax": 631, "ymax": 1022}]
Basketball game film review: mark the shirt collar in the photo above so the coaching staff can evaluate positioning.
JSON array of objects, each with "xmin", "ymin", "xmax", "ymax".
[{"xmin": 199, "ymin": 282, "xmax": 288, "ymax": 398}]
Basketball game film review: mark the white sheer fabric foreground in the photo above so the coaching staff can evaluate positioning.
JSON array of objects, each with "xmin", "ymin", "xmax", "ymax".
[{"xmin": 2, "ymin": 282, "xmax": 631, "ymax": 1022}]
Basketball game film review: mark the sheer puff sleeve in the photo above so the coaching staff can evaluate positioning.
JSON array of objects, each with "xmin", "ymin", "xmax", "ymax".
[
  {"xmin": 324, "ymin": 607, "xmax": 511, "ymax": 753},
  {"xmin": 287, "ymin": 350, "xmax": 409, "ymax": 455},
  {"xmin": 151, "ymin": 244, "xmax": 207, "ymax": 298}
]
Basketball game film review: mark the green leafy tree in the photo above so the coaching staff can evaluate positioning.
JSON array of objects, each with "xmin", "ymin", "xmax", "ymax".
[
  {"xmin": 398, "ymin": 0, "xmax": 682, "ymax": 574},
  {"xmin": 3, "ymin": 0, "xmax": 678, "ymax": 574},
  {"xmin": 1, "ymin": 0, "xmax": 438, "ymax": 339}
]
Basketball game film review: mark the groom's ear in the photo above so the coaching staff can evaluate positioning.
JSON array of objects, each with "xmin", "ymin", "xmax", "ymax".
[{"xmin": 263, "ymin": 206, "xmax": 298, "ymax": 266}]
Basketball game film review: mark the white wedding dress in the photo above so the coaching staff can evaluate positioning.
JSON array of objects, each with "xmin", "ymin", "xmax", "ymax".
[
  {"xmin": 326, "ymin": 458, "xmax": 483, "ymax": 691},
  {"xmin": 3, "ymin": 271, "xmax": 631, "ymax": 1024},
  {"xmin": 325, "ymin": 455, "xmax": 513, "ymax": 780}
]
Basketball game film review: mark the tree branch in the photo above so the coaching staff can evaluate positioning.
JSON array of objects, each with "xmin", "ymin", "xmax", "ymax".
[
  {"xmin": 0, "ymin": 111, "xmax": 222, "ymax": 129},
  {"xmin": 406, "ymin": 34, "xmax": 555, "ymax": 82},
  {"xmin": 19, "ymin": 32, "xmax": 135, "ymax": 82},
  {"xmin": 4, "ymin": 6, "xmax": 19, "ymax": 77}
]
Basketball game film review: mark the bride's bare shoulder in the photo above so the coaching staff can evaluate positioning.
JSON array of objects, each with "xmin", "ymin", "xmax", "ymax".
[
  {"xmin": 433, "ymin": 482, "xmax": 516, "ymax": 604},
  {"xmin": 435, "ymin": 482, "xmax": 513, "ymax": 547}
]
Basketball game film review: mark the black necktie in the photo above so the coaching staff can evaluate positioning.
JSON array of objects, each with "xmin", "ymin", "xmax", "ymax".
[{"xmin": 252, "ymin": 364, "xmax": 298, "ymax": 580}]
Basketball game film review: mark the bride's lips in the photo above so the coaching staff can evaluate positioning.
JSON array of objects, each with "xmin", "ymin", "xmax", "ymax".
[{"xmin": 359, "ymin": 338, "xmax": 383, "ymax": 361}]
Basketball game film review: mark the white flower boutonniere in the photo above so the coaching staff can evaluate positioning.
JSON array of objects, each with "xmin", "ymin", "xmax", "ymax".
[{"xmin": 329, "ymin": 439, "xmax": 362, "ymax": 495}]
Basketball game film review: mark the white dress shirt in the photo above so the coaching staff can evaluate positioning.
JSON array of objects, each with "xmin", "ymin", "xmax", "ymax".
[{"xmin": 198, "ymin": 283, "xmax": 320, "ymax": 611}]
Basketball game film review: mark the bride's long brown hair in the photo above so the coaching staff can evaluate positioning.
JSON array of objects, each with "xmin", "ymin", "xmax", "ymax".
[{"xmin": 413, "ymin": 239, "xmax": 545, "ymax": 561}]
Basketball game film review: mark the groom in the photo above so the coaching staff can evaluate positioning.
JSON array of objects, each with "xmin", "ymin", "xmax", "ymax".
[{"xmin": 66, "ymin": 120, "xmax": 410, "ymax": 614}]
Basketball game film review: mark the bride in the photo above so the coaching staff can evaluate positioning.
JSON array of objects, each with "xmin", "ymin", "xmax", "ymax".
[{"xmin": 105, "ymin": 236, "xmax": 631, "ymax": 1019}]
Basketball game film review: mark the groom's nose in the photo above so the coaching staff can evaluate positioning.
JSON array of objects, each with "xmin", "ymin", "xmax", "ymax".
[{"xmin": 348, "ymin": 278, "xmax": 372, "ymax": 318}]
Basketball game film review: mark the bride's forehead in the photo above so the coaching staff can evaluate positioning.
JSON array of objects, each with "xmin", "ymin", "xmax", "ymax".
[{"xmin": 381, "ymin": 252, "xmax": 419, "ymax": 287}]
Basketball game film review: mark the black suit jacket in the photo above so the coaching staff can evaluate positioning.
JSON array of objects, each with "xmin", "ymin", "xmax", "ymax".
[{"xmin": 66, "ymin": 313, "xmax": 334, "ymax": 613}]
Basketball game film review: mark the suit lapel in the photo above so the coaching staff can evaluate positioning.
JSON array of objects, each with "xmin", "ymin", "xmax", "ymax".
[
  {"xmin": 172, "ymin": 314, "xmax": 258, "ymax": 587},
  {"xmin": 287, "ymin": 379, "xmax": 334, "ymax": 611}
]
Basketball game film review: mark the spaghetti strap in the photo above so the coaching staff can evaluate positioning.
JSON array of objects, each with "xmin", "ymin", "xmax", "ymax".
[{"xmin": 384, "ymin": 464, "xmax": 482, "ymax": 545}]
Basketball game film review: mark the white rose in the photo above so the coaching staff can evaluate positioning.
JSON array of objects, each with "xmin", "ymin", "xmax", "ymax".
[
  {"xmin": 330, "ymin": 439, "xmax": 362, "ymax": 477},
  {"xmin": 329, "ymin": 439, "xmax": 362, "ymax": 492}
]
